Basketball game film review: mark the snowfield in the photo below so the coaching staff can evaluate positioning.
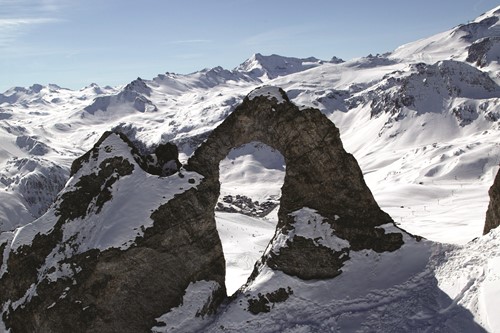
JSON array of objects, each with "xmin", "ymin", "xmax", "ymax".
[{"xmin": 155, "ymin": 216, "xmax": 500, "ymax": 333}]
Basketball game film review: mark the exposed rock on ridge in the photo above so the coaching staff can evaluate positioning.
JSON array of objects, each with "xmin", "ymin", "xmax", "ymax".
[
  {"xmin": 368, "ymin": 60, "xmax": 500, "ymax": 125},
  {"xmin": 484, "ymin": 168, "xmax": 500, "ymax": 234},
  {"xmin": 0, "ymin": 132, "xmax": 224, "ymax": 333}
]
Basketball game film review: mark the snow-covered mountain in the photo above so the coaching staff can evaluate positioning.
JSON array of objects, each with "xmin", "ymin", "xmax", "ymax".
[
  {"xmin": 1, "ymin": 5, "xmax": 500, "ymax": 332},
  {"xmin": 235, "ymin": 53, "xmax": 343, "ymax": 80}
]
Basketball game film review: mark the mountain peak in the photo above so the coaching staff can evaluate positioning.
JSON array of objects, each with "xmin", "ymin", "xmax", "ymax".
[
  {"xmin": 29, "ymin": 84, "xmax": 43, "ymax": 93},
  {"xmin": 474, "ymin": 5, "xmax": 500, "ymax": 23},
  {"xmin": 236, "ymin": 53, "xmax": 328, "ymax": 80}
]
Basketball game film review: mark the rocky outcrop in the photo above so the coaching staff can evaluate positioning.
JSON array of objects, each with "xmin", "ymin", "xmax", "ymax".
[
  {"xmin": 1, "ymin": 86, "xmax": 407, "ymax": 332},
  {"xmin": 368, "ymin": 60, "xmax": 500, "ymax": 122},
  {"xmin": 0, "ymin": 132, "xmax": 225, "ymax": 333},
  {"xmin": 466, "ymin": 36, "xmax": 500, "ymax": 67},
  {"xmin": 484, "ymin": 169, "xmax": 500, "ymax": 234}
]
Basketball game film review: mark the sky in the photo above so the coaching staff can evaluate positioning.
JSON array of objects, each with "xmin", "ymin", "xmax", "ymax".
[{"xmin": 1, "ymin": 0, "xmax": 499, "ymax": 92}]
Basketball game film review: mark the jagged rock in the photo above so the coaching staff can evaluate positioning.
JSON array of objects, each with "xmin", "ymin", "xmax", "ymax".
[
  {"xmin": 15, "ymin": 135, "xmax": 50, "ymax": 155},
  {"xmin": 466, "ymin": 36, "xmax": 500, "ymax": 67},
  {"xmin": 484, "ymin": 169, "xmax": 500, "ymax": 234},
  {"xmin": 153, "ymin": 142, "xmax": 182, "ymax": 176},
  {"xmin": 1, "ymin": 86, "xmax": 407, "ymax": 332},
  {"xmin": 247, "ymin": 287, "xmax": 293, "ymax": 314},
  {"xmin": 367, "ymin": 60, "xmax": 500, "ymax": 129},
  {"xmin": 216, "ymin": 194, "xmax": 278, "ymax": 217},
  {"xmin": 0, "ymin": 131, "xmax": 225, "ymax": 333},
  {"xmin": 236, "ymin": 53, "xmax": 331, "ymax": 80}
]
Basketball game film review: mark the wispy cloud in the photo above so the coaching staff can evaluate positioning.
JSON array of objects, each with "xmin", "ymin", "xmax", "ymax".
[
  {"xmin": 168, "ymin": 39, "xmax": 212, "ymax": 45},
  {"xmin": 0, "ymin": 17, "xmax": 60, "ymax": 26},
  {"xmin": 0, "ymin": 0, "xmax": 65, "ymax": 46},
  {"xmin": 0, "ymin": 0, "xmax": 67, "ymax": 14}
]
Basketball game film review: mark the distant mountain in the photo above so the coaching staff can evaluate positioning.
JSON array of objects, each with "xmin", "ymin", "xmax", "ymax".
[
  {"xmin": 235, "ymin": 53, "xmax": 343, "ymax": 80},
  {"xmin": 389, "ymin": 6, "xmax": 500, "ymax": 68},
  {"xmin": 364, "ymin": 60, "xmax": 500, "ymax": 124}
]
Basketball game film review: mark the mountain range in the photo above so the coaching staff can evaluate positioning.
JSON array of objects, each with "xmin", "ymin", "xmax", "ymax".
[{"xmin": 1, "ymin": 5, "xmax": 500, "ymax": 332}]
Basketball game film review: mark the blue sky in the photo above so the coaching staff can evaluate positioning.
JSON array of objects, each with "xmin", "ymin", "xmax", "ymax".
[{"xmin": 1, "ymin": 0, "xmax": 498, "ymax": 92}]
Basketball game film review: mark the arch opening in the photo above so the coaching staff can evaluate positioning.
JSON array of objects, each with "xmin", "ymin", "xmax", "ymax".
[{"xmin": 215, "ymin": 141, "xmax": 286, "ymax": 295}]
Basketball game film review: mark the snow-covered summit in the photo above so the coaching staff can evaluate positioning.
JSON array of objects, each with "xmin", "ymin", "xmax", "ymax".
[
  {"xmin": 235, "ymin": 53, "xmax": 337, "ymax": 80},
  {"xmin": 247, "ymin": 86, "xmax": 288, "ymax": 104},
  {"xmin": 390, "ymin": 5, "xmax": 500, "ymax": 70},
  {"xmin": 0, "ymin": 83, "xmax": 69, "ymax": 105}
]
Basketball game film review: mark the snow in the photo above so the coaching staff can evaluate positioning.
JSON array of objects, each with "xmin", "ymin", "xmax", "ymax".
[
  {"xmin": 0, "ymin": 232, "xmax": 13, "ymax": 278},
  {"xmin": 0, "ymin": 192, "xmax": 33, "ymax": 232},
  {"xmin": 9, "ymin": 210, "xmax": 59, "ymax": 252},
  {"xmin": 480, "ymin": 257, "xmax": 500, "ymax": 332},
  {"xmin": 285, "ymin": 208, "xmax": 350, "ymax": 252},
  {"xmin": 236, "ymin": 53, "xmax": 325, "ymax": 80},
  {"xmin": 190, "ymin": 228, "xmax": 499, "ymax": 332},
  {"xmin": 215, "ymin": 212, "xmax": 277, "ymax": 295},
  {"xmin": 152, "ymin": 280, "xmax": 222, "ymax": 333},
  {"xmin": 248, "ymin": 86, "xmax": 286, "ymax": 104},
  {"xmin": 8, "ymin": 133, "xmax": 203, "ymax": 254},
  {"xmin": 219, "ymin": 142, "xmax": 285, "ymax": 203},
  {"xmin": 59, "ymin": 141, "xmax": 202, "ymax": 252},
  {"xmin": 434, "ymin": 228, "xmax": 500, "ymax": 331}
]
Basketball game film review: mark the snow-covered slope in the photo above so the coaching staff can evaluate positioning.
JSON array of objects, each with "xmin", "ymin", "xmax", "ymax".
[
  {"xmin": 235, "ymin": 53, "xmax": 342, "ymax": 80},
  {"xmin": 1, "ymin": 132, "xmax": 202, "ymax": 266},
  {"xmin": 390, "ymin": 7, "xmax": 500, "ymax": 63},
  {"xmin": 157, "ymin": 227, "xmax": 499, "ymax": 332}
]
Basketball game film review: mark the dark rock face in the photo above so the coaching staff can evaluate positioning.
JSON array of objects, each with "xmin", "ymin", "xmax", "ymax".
[
  {"xmin": 216, "ymin": 194, "xmax": 278, "ymax": 217},
  {"xmin": 1, "ymin": 86, "xmax": 405, "ymax": 331},
  {"xmin": 466, "ymin": 37, "xmax": 500, "ymax": 67},
  {"xmin": 247, "ymin": 287, "xmax": 293, "ymax": 314},
  {"xmin": 152, "ymin": 142, "xmax": 182, "ymax": 176},
  {"xmin": 368, "ymin": 61, "xmax": 500, "ymax": 122},
  {"xmin": 266, "ymin": 236, "xmax": 348, "ymax": 279},
  {"xmin": 59, "ymin": 156, "xmax": 134, "ymax": 220},
  {"xmin": 1, "ymin": 132, "xmax": 225, "ymax": 333},
  {"xmin": 484, "ymin": 169, "xmax": 500, "ymax": 234}
]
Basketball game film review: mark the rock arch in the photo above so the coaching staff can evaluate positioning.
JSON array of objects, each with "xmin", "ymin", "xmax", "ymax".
[{"xmin": 188, "ymin": 86, "xmax": 404, "ymax": 280}]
